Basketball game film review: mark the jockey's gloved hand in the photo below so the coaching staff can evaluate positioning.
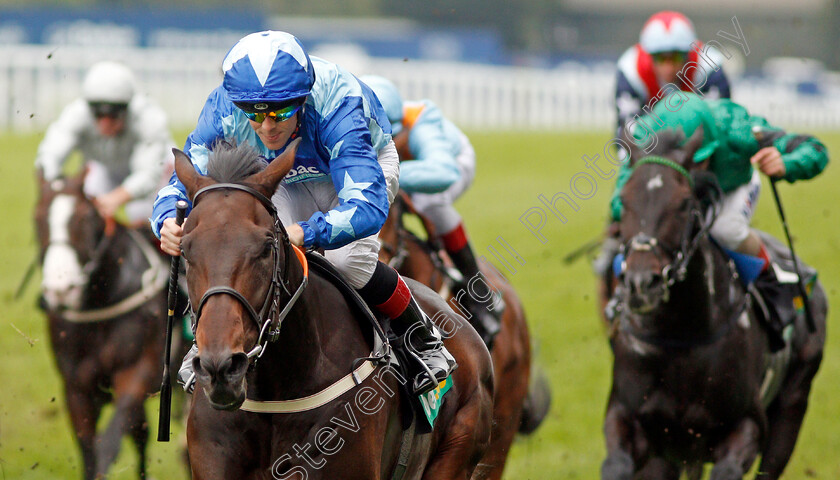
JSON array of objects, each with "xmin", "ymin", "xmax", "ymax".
[{"xmin": 177, "ymin": 343, "xmax": 198, "ymax": 393}]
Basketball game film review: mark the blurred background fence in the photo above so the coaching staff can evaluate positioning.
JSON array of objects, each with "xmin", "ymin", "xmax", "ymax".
[{"xmin": 3, "ymin": 44, "xmax": 840, "ymax": 133}]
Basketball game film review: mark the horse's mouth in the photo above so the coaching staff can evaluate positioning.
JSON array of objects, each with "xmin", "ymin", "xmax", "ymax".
[
  {"xmin": 627, "ymin": 293, "xmax": 661, "ymax": 315},
  {"xmin": 204, "ymin": 385, "xmax": 246, "ymax": 411},
  {"xmin": 41, "ymin": 285, "xmax": 85, "ymax": 311}
]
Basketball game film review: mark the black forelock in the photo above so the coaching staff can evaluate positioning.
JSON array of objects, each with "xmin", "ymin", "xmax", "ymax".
[
  {"xmin": 206, "ymin": 140, "xmax": 268, "ymax": 182},
  {"xmin": 645, "ymin": 128, "xmax": 686, "ymax": 158}
]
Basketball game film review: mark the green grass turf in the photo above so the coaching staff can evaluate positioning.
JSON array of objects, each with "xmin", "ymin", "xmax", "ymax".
[{"xmin": 0, "ymin": 129, "xmax": 838, "ymax": 479}]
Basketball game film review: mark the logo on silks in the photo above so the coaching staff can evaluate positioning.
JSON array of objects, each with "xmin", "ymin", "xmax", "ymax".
[
  {"xmin": 793, "ymin": 273, "xmax": 818, "ymax": 314},
  {"xmin": 254, "ymin": 103, "xmax": 269, "ymax": 111},
  {"xmin": 419, "ymin": 375, "xmax": 453, "ymax": 428}
]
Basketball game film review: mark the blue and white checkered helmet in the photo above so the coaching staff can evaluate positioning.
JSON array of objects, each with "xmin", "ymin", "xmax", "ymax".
[
  {"xmin": 222, "ymin": 31, "xmax": 315, "ymax": 104},
  {"xmin": 359, "ymin": 75, "xmax": 404, "ymax": 135}
]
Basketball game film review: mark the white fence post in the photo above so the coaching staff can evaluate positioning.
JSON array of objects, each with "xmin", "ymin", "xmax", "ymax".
[{"xmin": 2, "ymin": 44, "xmax": 839, "ymax": 133}]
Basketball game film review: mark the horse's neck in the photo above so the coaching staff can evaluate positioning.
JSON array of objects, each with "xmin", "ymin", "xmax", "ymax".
[
  {"xmin": 248, "ymin": 259, "xmax": 369, "ymax": 401},
  {"xmin": 86, "ymin": 226, "xmax": 131, "ymax": 307},
  {"xmin": 659, "ymin": 240, "xmax": 733, "ymax": 334},
  {"xmin": 85, "ymin": 227, "xmax": 141, "ymax": 306}
]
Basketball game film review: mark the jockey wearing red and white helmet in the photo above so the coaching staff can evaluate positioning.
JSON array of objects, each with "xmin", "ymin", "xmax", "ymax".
[
  {"xmin": 615, "ymin": 11, "xmax": 732, "ymax": 138},
  {"xmin": 35, "ymin": 61, "xmax": 175, "ymax": 224},
  {"xmin": 153, "ymin": 31, "xmax": 455, "ymax": 396}
]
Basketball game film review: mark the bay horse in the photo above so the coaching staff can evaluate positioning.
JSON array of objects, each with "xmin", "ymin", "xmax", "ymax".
[
  {"xmin": 34, "ymin": 169, "xmax": 181, "ymax": 479},
  {"xmin": 173, "ymin": 139, "xmax": 494, "ymax": 479},
  {"xmin": 378, "ymin": 193, "xmax": 551, "ymax": 479},
  {"xmin": 602, "ymin": 128, "xmax": 827, "ymax": 479}
]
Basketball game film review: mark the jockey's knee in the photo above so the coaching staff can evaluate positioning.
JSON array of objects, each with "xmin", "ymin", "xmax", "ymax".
[
  {"xmin": 325, "ymin": 238, "xmax": 380, "ymax": 289},
  {"xmin": 710, "ymin": 220, "xmax": 750, "ymax": 251},
  {"xmin": 418, "ymin": 203, "xmax": 462, "ymax": 235}
]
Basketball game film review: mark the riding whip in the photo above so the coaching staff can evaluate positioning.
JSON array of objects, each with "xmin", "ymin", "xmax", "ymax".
[
  {"xmin": 157, "ymin": 200, "xmax": 188, "ymax": 442},
  {"xmin": 751, "ymin": 126, "xmax": 816, "ymax": 333}
]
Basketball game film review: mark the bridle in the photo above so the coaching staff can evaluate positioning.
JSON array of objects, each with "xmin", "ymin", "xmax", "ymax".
[
  {"xmin": 619, "ymin": 156, "xmax": 720, "ymax": 301},
  {"xmin": 41, "ymin": 191, "xmax": 116, "ymax": 279},
  {"xmin": 188, "ymin": 183, "xmax": 308, "ymax": 361}
]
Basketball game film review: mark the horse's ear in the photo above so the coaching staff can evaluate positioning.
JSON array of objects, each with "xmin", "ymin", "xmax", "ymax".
[
  {"xmin": 65, "ymin": 165, "xmax": 88, "ymax": 194},
  {"xmin": 36, "ymin": 168, "xmax": 49, "ymax": 190},
  {"xmin": 249, "ymin": 137, "xmax": 301, "ymax": 194},
  {"xmin": 681, "ymin": 125, "xmax": 706, "ymax": 170},
  {"xmin": 173, "ymin": 148, "xmax": 212, "ymax": 200}
]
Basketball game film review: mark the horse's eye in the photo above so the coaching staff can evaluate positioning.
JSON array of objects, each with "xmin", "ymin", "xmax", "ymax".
[{"xmin": 260, "ymin": 240, "xmax": 274, "ymax": 259}]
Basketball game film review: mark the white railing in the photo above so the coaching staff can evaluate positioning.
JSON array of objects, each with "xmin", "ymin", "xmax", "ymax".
[{"xmin": 2, "ymin": 44, "xmax": 839, "ymax": 133}]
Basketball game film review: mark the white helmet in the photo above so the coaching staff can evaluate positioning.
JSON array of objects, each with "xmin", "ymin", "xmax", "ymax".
[
  {"xmin": 639, "ymin": 11, "xmax": 697, "ymax": 54},
  {"xmin": 82, "ymin": 61, "xmax": 136, "ymax": 104}
]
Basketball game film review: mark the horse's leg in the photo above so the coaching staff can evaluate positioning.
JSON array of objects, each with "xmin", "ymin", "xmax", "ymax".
[
  {"xmin": 95, "ymin": 364, "xmax": 154, "ymax": 478},
  {"xmin": 129, "ymin": 398, "xmax": 150, "ymax": 480},
  {"xmin": 756, "ymin": 340, "xmax": 824, "ymax": 478},
  {"xmin": 684, "ymin": 463, "xmax": 704, "ymax": 480},
  {"xmin": 601, "ymin": 399, "xmax": 636, "ymax": 480},
  {"xmin": 476, "ymin": 346, "xmax": 530, "ymax": 480},
  {"xmin": 422, "ymin": 390, "xmax": 493, "ymax": 480},
  {"xmin": 65, "ymin": 387, "xmax": 104, "ymax": 480},
  {"xmin": 187, "ymin": 393, "xmax": 255, "ymax": 480},
  {"xmin": 632, "ymin": 457, "xmax": 679, "ymax": 480},
  {"xmin": 709, "ymin": 417, "xmax": 761, "ymax": 480}
]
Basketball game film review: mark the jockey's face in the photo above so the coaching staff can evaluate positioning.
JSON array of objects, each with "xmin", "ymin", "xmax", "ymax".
[
  {"xmin": 249, "ymin": 111, "xmax": 299, "ymax": 150},
  {"xmin": 95, "ymin": 115, "xmax": 126, "ymax": 137},
  {"xmin": 652, "ymin": 51, "xmax": 687, "ymax": 86}
]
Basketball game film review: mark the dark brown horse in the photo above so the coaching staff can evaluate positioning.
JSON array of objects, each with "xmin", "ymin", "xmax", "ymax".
[
  {"xmin": 34, "ymin": 170, "xmax": 180, "ymax": 479},
  {"xmin": 173, "ymin": 139, "xmax": 494, "ymax": 479},
  {"xmin": 602, "ymin": 129, "xmax": 827, "ymax": 479},
  {"xmin": 378, "ymin": 193, "xmax": 551, "ymax": 480}
]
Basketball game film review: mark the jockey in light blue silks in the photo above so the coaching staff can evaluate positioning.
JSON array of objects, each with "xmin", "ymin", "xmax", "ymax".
[
  {"xmin": 152, "ymin": 31, "xmax": 455, "ymax": 396},
  {"xmin": 360, "ymin": 75, "xmax": 503, "ymax": 349}
]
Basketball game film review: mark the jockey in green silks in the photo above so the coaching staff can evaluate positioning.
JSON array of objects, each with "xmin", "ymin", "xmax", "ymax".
[{"xmin": 610, "ymin": 91, "xmax": 828, "ymax": 351}]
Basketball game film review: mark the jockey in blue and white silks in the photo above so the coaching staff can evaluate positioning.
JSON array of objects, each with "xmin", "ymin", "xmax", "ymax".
[
  {"xmin": 361, "ymin": 75, "xmax": 502, "ymax": 349},
  {"xmin": 152, "ymin": 55, "xmax": 393, "ymax": 250},
  {"xmin": 152, "ymin": 31, "xmax": 455, "ymax": 396}
]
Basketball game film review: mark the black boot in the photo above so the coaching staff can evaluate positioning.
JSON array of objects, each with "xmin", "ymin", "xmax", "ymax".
[
  {"xmin": 754, "ymin": 265, "xmax": 796, "ymax": 352},
  {"xmin": 392, "ymin": 296, "xmax": 458, "ymax": 396},
  {"xmin": 447, "ymin": 242, "xmax": 502, "ymax": 349}
]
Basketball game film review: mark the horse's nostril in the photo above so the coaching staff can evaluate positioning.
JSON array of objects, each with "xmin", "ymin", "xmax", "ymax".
[
  {"xmin": 625, "ymin": 270, "xmax": 662, "ymax": 294},
  {"xmin": 193, "ymin": 355, "xmax": 206, "ymax": 377},
  {"xmin": 649, "ymin": 274, "xmax": 663, "ymax": 288},
  {"xmin": 196, "ymin": 353, "xmax": 248, "ymax": 383},
  {"xmin": 227, "ymin": 353, "xmax": 249, "ymax": 379}
]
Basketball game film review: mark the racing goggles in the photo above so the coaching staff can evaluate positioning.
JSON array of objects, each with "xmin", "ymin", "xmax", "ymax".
[
  {"xmin": 651, "ymin": 51, "xmax": 689, "ymax": 64},
  {"xmin": 89, "ymin": 102, "xmax": 128, "ymax": 119},
  {"xmin": 236, "ymin": 101, "xmax": 302, "ymax": 123}
]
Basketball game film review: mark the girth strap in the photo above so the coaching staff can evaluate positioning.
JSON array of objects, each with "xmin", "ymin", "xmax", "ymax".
[
  {"xmin": 239, "ymin": 360, "xmax": 377, "ymax": 413},
  {"xmin": 390, "ymin": 414, "xmax": 417, "ymax": 480}
]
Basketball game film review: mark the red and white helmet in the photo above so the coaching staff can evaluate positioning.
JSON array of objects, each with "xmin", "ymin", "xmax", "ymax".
[{"xmin": 639, "ymin": 11, "xmax": 697, "ymax": 54}]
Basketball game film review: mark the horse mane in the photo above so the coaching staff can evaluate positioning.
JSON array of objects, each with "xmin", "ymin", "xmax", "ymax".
[
  {"xmin": 207, "ymin": 140, "xmax": 268, "ymax": 182},
  {"xmin": 641, "ymin": 128, "xmax": 685, "ymax": 159}
]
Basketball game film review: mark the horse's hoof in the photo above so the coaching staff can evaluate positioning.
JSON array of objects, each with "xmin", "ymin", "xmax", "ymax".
[
  {"xmin": 709, "ymin": 460, "xmax": 742, "ymax": 480},
  {"xmin": 601, "ymin": 451, "xmax": 633, "ymax": 480}
]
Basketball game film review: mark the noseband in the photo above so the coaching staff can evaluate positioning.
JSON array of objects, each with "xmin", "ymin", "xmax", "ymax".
[
  {"xmin": 621, "ymin": 157, "xmax": 719, "ymax": 297},
  {"xmin": 189, "ymin": 183, "xmax": 307, "ymax": 360}
]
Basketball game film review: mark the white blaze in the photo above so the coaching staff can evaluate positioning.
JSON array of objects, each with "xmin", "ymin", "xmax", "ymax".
[
  {"xmin": 646, "ymin": 174, "xmax": 664, "ymax": 191},
  {"xmin": 41, "ymin": 195, "xmax": 85, "ymax": 309}
]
